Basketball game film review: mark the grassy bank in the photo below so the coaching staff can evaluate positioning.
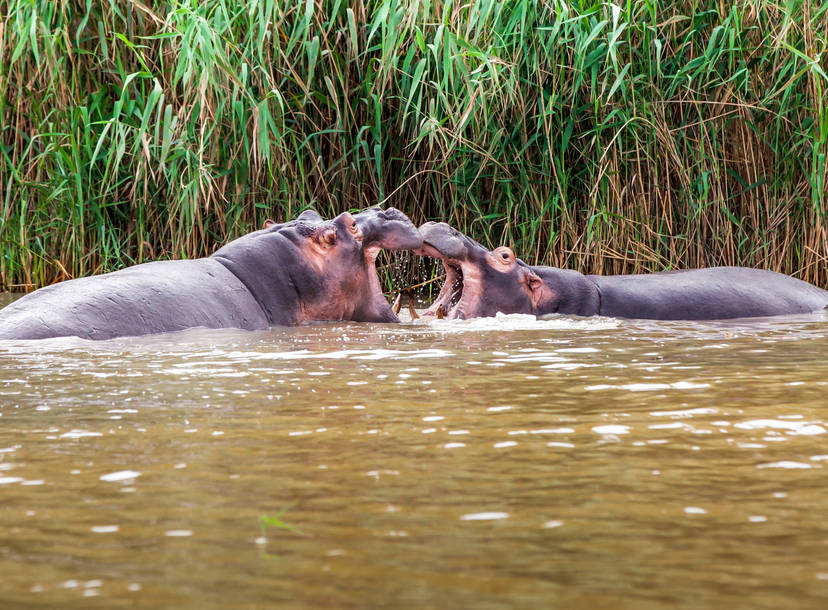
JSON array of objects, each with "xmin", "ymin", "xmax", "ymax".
[{"xmin": 1, "ymin": 0, "xmax": 827, "ymax": 291}]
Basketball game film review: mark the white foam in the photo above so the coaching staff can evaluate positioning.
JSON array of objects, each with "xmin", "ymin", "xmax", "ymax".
[
  {"xmin": 734, "ymin": 419, "xmax": 825, "ymax": 436},
  {"xmin": 650, "ymin": 407, "xmax": 718, "ymax": 418},
  {"xmin": 165, "ymin": 529, "xmax": 193, "ymax": 537},
  {"xmin": 593, "ymin": 425, "xmax": 631, "ymax": 435},
  {"xmin": 427, "ymin": 312, "xmax": 618, "ymax": 333},
  {"xmin": 587, "ymin": 382, "xmax": 709, "ymax": 392},
  {"xmin": 60, "ymin": 430, "xmax": 103, "ymax": 439},
  {"xmin": 757, "ymin": 461, "xmax": 814, "ymax": 469},
  {"xmin": 460, "ymin": 512, "xmax": 509, "ymax": 521},
  {"xmin": 99, "ymin": 470, "xmax": 141, "ymax": 482}
]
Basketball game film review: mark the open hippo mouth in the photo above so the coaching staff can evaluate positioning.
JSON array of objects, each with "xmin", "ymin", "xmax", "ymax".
[
  {"xmin": 415, "ymin": 245, "xmax": 464, "ymax": 318},
  {"xmin": 438, "ymin": 261, "xmax": 465, "ymax": 313},
  {"xmin": 351, "ymin": 206, "xmax": 424, "ymax": 322},
  {"xmin": 412, "ymin": 221, "xmax": 546, "ymax": 320},
  {"xmin": 413, "ymin": 223, "xmax": 484, "ymax": 320}
]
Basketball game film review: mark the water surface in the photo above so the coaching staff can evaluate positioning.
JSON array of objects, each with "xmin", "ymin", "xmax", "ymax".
[{"xmin": 2, "ymin": 299, "xmax": 828, "ymax": 608}]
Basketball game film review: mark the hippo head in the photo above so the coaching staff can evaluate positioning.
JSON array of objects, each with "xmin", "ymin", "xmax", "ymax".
[
  {"xmin": 213, "ymin": 207, "xmax": 422, "ymax": 325},
  {"xmin": 316, "ymin": 206, "xmax": 423, "ymax": 322},
  {"xmin": 415, "ymin": 222, "xmax": 547, "ymax": 319}
]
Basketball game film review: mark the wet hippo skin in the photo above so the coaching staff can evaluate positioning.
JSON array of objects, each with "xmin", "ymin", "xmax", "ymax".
[
  {"xmin": 542, "ymin": 266, "xmax": 828, "ymax": 320},
  {"xmin": 416, "ymin": 222, "xmax": 828, "ymax": 321},
  {"xmin": 0, "ymin": 207, "xmax": 422, "ymax": 340}
]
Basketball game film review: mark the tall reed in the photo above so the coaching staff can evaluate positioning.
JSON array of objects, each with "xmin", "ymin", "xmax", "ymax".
[{"xmin": 1, "ymin": 0, "xmax": 826, "ymax": 291}]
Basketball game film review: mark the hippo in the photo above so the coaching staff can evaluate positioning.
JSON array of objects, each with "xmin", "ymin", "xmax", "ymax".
[
  {"xmin": 0, "ymin": 207, "xmax": 422, "ymax": 340},
  {"xmin": 416, "ymin": 222, "xmax": 828, "ymax": 320}
]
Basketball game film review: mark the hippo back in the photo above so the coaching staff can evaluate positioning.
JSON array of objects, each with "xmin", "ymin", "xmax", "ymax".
[
  {"xmin": 0, "ymin": 259, "xmax": 268, "ymax": 340},
  {"xmin": 590, "ymin": 267, "xmax": 828, "ymax": 320}
]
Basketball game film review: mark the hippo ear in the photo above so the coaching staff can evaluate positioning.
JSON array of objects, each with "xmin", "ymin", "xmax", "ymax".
[
  {"xmin": 314, "ymin": 228, "xmax": 337, "ymax": 248},
  {"xmin": 297, "ymin": 209, "xmax": 324, "ymax": 223},
  {"xmin": 263, "ymin": 219, "xmax": 277, "ymax": 229},
  {"xmin": 526, "ymin": 272, "xmax": 544, "ymax": 307}
]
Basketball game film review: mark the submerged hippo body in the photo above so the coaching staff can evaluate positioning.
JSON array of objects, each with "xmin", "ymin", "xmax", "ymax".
[
  {"xmin": 0, "ymin": 259, "xmax": 267, "ymax": 340},
  {"xmin": 585, "ymin": 267, "xmax": 826, "ymax": 319},
  {"xmin": 0, "ymin": 207, "xmax": 422, "ymax": 340},
  {"xmin": 417, "ymin": 222, "xmax": 828, "ymax": 321}
]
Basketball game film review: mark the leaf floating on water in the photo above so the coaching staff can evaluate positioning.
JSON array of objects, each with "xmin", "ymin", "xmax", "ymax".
[{"xmin": 259, "ymin": 506, "xmax": 308, "ymax": 538}]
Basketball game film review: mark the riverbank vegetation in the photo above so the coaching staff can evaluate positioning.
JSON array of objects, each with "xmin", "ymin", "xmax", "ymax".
[{"xmin": 1, "ymin": 0, "xmax": 827, "ymax": 291}]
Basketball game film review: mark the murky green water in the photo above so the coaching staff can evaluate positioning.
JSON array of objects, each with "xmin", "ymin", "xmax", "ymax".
[{"xmin": 3, "ymin": 291, "xmax": 828, "ymax": 608}]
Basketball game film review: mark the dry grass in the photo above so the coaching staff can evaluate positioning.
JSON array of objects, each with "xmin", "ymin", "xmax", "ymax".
[{"xmin": 1, "ymin": 0, "xmax": 827, "ymax": 291}]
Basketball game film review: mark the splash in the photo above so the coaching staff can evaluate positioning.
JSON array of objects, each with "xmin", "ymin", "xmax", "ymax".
[{"xmin": 419, "ymin": 311, "xmax": 619, "ymax": 333}]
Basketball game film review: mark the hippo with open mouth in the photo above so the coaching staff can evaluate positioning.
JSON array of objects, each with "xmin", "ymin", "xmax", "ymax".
[
  {"xmin": 0, "ymin": 207, "xmax": 422, "ymax": 340},
  {"xmin": 416, "ymin": 222, "xmax": 828, "ymax": 320}
]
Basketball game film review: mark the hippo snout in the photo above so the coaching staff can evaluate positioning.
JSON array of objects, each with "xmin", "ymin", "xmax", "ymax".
[
  {"xmin": 354, "ymin": 207, "xmax": 423, "ymax": 251},
  {"xmin": 417, "ymin": 222, "xmax": 467, "ymax": 260}
]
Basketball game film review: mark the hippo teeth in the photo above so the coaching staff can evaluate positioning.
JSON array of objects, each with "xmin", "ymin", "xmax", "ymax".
[
  {"xmin": 416, "ymin": 246, "xmax": 466, "ymax": 319},
  {"xmin": 427, "ymin": 261, "xmax": 463, "ymax": 318},
  {"xmin": 446, "ymin": 269, "xmax": 463, "ymax": 311}
]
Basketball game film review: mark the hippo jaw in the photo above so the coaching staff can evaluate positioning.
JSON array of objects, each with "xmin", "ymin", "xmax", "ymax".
[
  {"xmin": 349, "ymin": 207, "xmax": 423, "ymax": 323},
  {"xmin": 415, "ymin": 242, "xmax": 478, "ymax": 320},
  {"xmin": 415, "ymin": 222, "xmax": 545, "ymax": 320},
  {"xmin": 415, "ymin": 222, "xmax": 483, "ymax": 319}
]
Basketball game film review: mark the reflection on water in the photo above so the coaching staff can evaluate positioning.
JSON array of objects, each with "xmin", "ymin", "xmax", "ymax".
[{"xmin": 2, "ymin": 301, "xmax": 828, "ymax": 608}]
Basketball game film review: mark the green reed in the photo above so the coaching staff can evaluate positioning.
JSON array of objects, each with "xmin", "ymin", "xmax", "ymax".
[{"xmin": 1, "ymin": 0, "xmax": 827, "ymax": 291}]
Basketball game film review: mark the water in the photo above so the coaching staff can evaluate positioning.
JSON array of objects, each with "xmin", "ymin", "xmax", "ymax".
[{"xmin": 2, "ymin": 291, "xmax": 828, "ymax": 608}]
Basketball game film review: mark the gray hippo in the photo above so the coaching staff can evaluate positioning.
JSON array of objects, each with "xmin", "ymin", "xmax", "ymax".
[
  {"xmin": 416, "ymin": 222, "xmax": 828, "ymax": 320},
  {"xmin": 0, "ymin": 207, "xmax": 422, "ymax": 340}
]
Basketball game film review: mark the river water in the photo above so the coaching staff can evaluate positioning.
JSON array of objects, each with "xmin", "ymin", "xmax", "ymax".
[{"xmin": 2, "ymin": 292, "xmax": 828, "ymax": 608}]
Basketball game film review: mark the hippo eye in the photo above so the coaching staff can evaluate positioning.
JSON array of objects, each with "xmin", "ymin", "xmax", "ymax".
[
  {"xmin": 493, "ymin": 247, "xmax": 515, "ymax": 265},
  {"xmin": 349, "ymin": 221, "xmax": 358, "ymax": 234}
]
